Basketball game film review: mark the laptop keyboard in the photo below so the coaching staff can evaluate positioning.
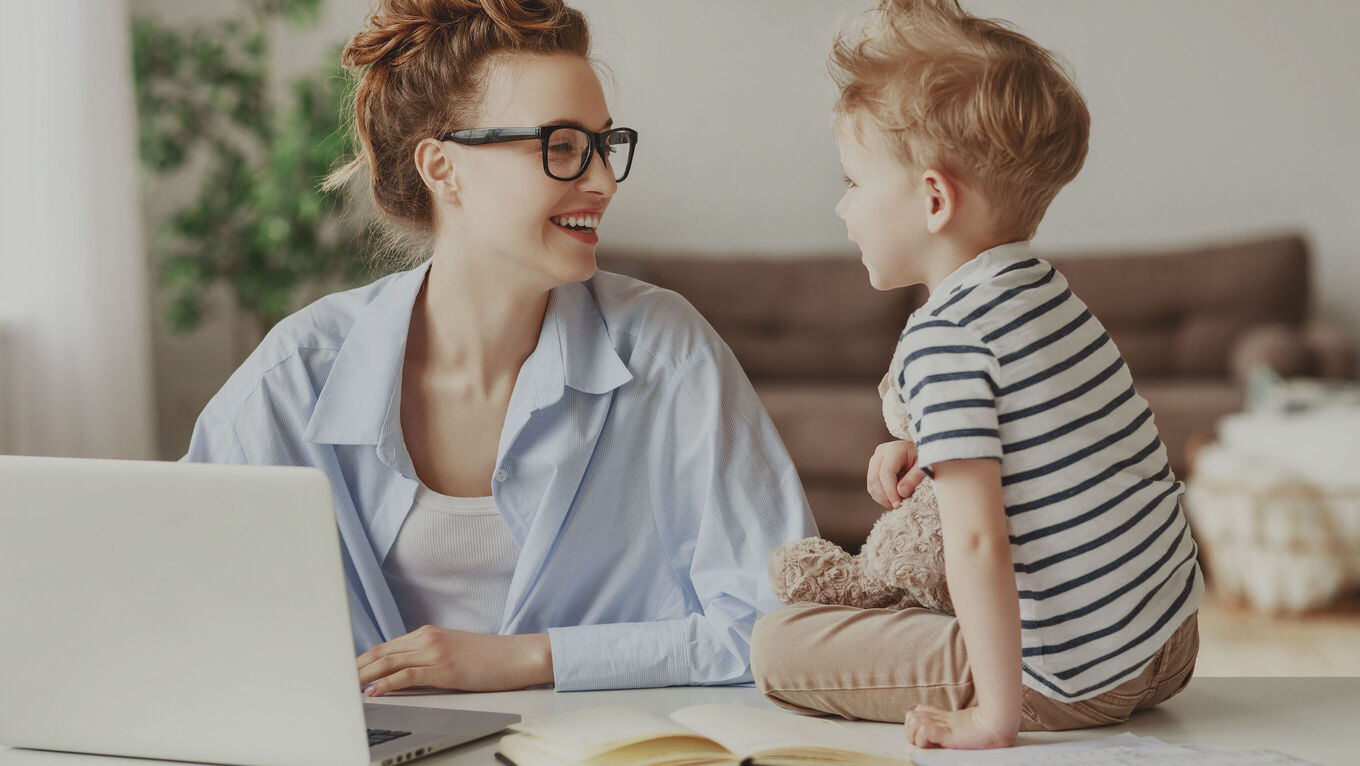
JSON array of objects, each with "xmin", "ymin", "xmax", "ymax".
[{"xmin": 368, "ymin": 728, "xmax": 413, "ymax": 747}]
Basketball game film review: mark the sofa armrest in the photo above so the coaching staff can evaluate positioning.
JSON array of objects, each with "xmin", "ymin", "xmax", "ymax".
[{"xmin": 1229, "ymin": 322, "xmax": 1358, "ymax": 385}]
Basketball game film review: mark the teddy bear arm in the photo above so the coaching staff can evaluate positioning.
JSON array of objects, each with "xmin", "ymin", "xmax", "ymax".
[{"xmin": 768, "ymin": 537, "xmax": 907, "ymax": 609}]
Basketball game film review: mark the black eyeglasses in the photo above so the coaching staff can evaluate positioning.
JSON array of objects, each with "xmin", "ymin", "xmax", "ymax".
[{"xmin": 439, "ymin": 124, "xmax": 639, "ymax": 182}]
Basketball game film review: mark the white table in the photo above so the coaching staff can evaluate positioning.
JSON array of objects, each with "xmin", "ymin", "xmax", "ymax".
[{"xmin": 1, "ymin": 678, "xmax": 1355, "ymax": 765}]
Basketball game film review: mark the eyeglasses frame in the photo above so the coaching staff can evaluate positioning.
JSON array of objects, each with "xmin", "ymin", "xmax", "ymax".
[{"xmin": 438, "ymin": 124, "xmax": 639, "ymax": 182}]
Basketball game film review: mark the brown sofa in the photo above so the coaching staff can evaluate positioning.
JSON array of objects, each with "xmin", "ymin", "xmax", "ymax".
[{"xmin": 600, "ymin": 232, "xmax": 1356, "ymax": 550}]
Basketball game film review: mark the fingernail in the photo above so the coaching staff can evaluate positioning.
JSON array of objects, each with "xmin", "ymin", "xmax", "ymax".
[{"xmin": 362, "ymin": 684, "xmax": 376, "ymax": 696}]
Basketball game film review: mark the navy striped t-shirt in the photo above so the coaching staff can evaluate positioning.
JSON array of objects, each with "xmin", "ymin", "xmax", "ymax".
[{"xmin": 890, "ymin": 240, "xmax": 1203, "ymax": 702}]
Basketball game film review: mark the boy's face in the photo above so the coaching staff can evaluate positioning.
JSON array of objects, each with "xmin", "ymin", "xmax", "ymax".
[{"xmin": 834, "ymin": 115, "xmax": 931, "ymax": 291}]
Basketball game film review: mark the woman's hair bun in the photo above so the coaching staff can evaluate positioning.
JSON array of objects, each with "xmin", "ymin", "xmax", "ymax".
[
  {"xmin": 327, "ymin": 0, "xmax": 590, "ymax": 259},
  {"xmin": 342, "ymin": 0, "xmax": 578, "ymax": 70}
]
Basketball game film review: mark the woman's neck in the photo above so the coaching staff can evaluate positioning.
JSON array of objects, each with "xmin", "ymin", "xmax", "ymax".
[{"xmin": 407, "ymin": 244, "xmax": 551, "ymax": 399}]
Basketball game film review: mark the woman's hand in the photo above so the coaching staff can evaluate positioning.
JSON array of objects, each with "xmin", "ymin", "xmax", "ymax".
[
  {"xmin": 867, "ymin": 439, "xmax": 927, "ymax": 509},
  {"xmin": 357, "ymin": 625, "xmax": 553, "ymax": 696},
  {"xmin": 904, "ymin": 703, "xmax": 1017, "ymax": 750}
]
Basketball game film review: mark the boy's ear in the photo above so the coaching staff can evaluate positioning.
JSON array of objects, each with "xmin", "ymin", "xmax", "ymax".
[
  {"xmin": 415, "ymin": 138, "xmax": 460, "ymax": 205},
  {"xmin": 921, "ymin": 169, "xmax": 955, "ymax": 234}
]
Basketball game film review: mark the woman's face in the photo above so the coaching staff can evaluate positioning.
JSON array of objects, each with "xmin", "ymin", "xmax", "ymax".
[{"xmin": 438, "ymin": 52, "xmax": 618, "ymax": 286}]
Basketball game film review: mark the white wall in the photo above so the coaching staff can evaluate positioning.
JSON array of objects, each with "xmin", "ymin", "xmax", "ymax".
[
  {"xmin": 204, "ymin": 0, "xmax": 1360, "ymax": 332},
  {"xmin": 574, "ymin": 0, "xmax": 1360, "ymax": 336},
  {"xmin": 134, "ymin": 0, "xmax": 1360, "ymax": 457}
]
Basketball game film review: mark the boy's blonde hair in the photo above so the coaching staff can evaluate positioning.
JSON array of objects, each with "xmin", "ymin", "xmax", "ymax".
[{"xmin": 831, "ymin": 0, "xmax": 1089, "ymax": 240}]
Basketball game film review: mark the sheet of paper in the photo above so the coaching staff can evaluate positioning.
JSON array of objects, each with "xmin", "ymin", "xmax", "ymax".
[{"xmin": 909, "ymin": 733, "xmax": 1322, "ymax": 766}]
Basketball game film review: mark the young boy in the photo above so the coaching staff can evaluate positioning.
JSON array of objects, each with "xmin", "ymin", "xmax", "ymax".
[{"xmin": 750, "ymin": 0, "xmax": 1202, "ymax": 750}]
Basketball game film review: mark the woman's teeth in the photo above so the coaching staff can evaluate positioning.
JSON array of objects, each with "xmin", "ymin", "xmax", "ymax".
[{"xmin": 551, "ymin": 214, "xmax": 600, "ymax": 232}]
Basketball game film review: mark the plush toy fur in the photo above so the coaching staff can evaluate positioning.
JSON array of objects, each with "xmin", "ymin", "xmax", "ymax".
[{"xmin": 767, "ymin": 373, "xmax": 953, "ymax": 614}]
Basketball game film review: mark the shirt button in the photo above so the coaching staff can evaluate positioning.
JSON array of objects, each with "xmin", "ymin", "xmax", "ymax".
[{"xmin": 494, "ymin": 468, "xmax": 510, "ymax": 483}]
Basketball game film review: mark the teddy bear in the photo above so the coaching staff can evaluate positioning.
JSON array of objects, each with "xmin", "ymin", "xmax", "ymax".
[{"xmin": 767, "ymin": 372, "xmax": 953, "ymax": 614}]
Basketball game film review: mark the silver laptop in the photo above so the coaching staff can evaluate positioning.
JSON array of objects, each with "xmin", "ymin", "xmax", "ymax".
[{"xmin": 0, "ymin": 455, "xmax": 519, "ymax": 766}]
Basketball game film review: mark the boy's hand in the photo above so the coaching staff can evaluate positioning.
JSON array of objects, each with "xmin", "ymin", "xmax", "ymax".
[
  {"xmin": 904, "ymin": 703, "xmax": 1016, "ymax": 750},
  {"xmin": 867, "ymin": 440, "xmax": 927, "ymax": 509}
]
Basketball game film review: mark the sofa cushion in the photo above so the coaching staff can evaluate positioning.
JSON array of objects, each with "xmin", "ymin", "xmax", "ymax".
[
  {"xmin": 1051, "ymin": 234, "xmax": 1308, "ymax": 378},
  {"xmin": 600, "ymin": 254, "xmax": 924, "ymax": 380},
  {"xmin": 803, "ymin": 483, "xmax": 890, "ymax": 552},
  {"xmin": 602, "ymin": 234, "xmax": 1321, "ymax": 546},
  {"xmin": 754, "ymin": 381, "xmax": 888, "ymax": 479}
]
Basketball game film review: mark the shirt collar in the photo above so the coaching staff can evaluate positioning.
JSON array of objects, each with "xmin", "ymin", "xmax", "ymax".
[
  {"xmin": 525, "ymin": 279, "xmax": 635, "ymax": 408},
  {"xmin": 303, "ymin": 262, "xmax": 633, "ymax": 452},
  {"xmin": 923, "ymin": 240, "xmax": 1033, "ymax": 312}
]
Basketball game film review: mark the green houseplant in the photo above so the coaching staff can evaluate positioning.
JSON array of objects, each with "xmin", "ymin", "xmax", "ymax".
[{"xmin": 133, "ymin": 0, "xmax": 379, "ymax": 343}]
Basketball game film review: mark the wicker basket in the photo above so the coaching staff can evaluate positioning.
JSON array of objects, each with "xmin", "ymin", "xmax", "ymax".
[{"xmin": 1187, "ymin": 444, "xmax": 1360, "ymax": 613}]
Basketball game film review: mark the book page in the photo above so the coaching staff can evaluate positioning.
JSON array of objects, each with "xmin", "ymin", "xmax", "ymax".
[
  {"xmin": 507, "ymin": 707, "xmax": 713, "ymax": 761},
  {"xmin": 670, "ymin": 704, "xmax": 909, "ymax": 763},
  {"xmin": 499, "ymin": 731, "xmax": 735, "ymax": 766}
]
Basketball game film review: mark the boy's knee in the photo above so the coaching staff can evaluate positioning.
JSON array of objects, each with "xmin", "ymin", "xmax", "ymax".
[
  {"xmin": 751, "ymin": 604, "xmax": 820, "ymax": 691},
  {"xmin": 750, "ymin": 608, "xmax": 789, "ymax": 690},
  {"xmin": 750, "ymin": 607, "xmax": 832, "ymax": 715}
]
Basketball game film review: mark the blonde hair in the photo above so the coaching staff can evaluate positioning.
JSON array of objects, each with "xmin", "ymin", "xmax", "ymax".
[
  {"xmin": 325, "ymin": 0, "xmax": 590, "ymax": 265},
  {"xmin": 830, "ymin": 0, "xmax": 1089, "ymax": 240}
]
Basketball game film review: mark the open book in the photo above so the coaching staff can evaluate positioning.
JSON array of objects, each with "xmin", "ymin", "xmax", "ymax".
[{"xmin": 495, "ymin": 704, "xmax": 913, "ymax": 766}]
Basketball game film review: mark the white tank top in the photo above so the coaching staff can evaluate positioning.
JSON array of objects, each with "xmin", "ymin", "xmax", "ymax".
[{"xmin": 381, "ymin": 486, "xmax": 518, "ymax": 634}]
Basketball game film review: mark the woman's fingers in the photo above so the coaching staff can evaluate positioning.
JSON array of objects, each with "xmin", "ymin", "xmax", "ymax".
[
  {"xmin": 358, "ymin": 640, "xmax": 419, "ymax": 667},
  {"xmin": 357, "ymin": 630, "xmax": 423, "ymax": 668},
  {"xmin": 358, "ymin": 648, "xmax": 433, "ymax": 686},
  {"xmin": 357, "ymin": 628, "xmax": 441, "ymax": 686},
  {"xmin": 365, "ymin": 666, "xmax": 425, "ymax": 697},
  {"xmin": 358, "ymin": 654, "xmax": 395, "ymax": 687}
]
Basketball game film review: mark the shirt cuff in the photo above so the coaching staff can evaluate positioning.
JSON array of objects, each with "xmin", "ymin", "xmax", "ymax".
[{"xmin": 547, "ymin": 620, "xmax": 690, "ymax": 692}]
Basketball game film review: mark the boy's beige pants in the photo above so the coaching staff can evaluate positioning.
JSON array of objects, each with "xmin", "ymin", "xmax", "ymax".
[{"xmin": 751, "ymin": 604, "xmax": 1198, "ymax": 731}]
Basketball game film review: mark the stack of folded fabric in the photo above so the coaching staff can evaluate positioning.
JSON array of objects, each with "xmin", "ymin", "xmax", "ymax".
[{"xmin": 1185, "ymin": 371, "xmax": 1360, "ymax": 613}]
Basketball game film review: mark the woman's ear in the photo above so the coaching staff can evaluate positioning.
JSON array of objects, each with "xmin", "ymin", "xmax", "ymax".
[
  {"xmin": 921, "ymin": 169, "xmax": 956, "ymax": 234},
  {"xmin": 414, "ymin": 138, "xmax": 459, "ymax": 205}
]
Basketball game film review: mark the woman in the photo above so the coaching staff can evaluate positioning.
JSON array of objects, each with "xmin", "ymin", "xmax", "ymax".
[{"xmin": 182, "ymin": 0, "xmax": 814, "ymax": 695}]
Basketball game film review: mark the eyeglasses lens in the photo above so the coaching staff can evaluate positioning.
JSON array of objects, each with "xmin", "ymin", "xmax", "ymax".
[
  {"xmin": 545, "ymin": 128, "xmax": 592, "ymax": 181},
  {"xmin": 545, "ymin": 128, "xmax": 635, "ymax": 182},
  {"xmin": 602, "ymin": 131, "xmax": 634, "ymax": 182}
]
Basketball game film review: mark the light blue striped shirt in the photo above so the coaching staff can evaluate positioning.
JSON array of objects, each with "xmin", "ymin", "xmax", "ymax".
[{"xmin": 182, "ymin": 260, "xmax": 816, "ymax": 691}]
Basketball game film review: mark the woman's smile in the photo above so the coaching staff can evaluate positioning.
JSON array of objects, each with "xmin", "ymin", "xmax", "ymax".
[{"xmin": 549, "ymin": 208, "xmax": 603, "ymax": 244}]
